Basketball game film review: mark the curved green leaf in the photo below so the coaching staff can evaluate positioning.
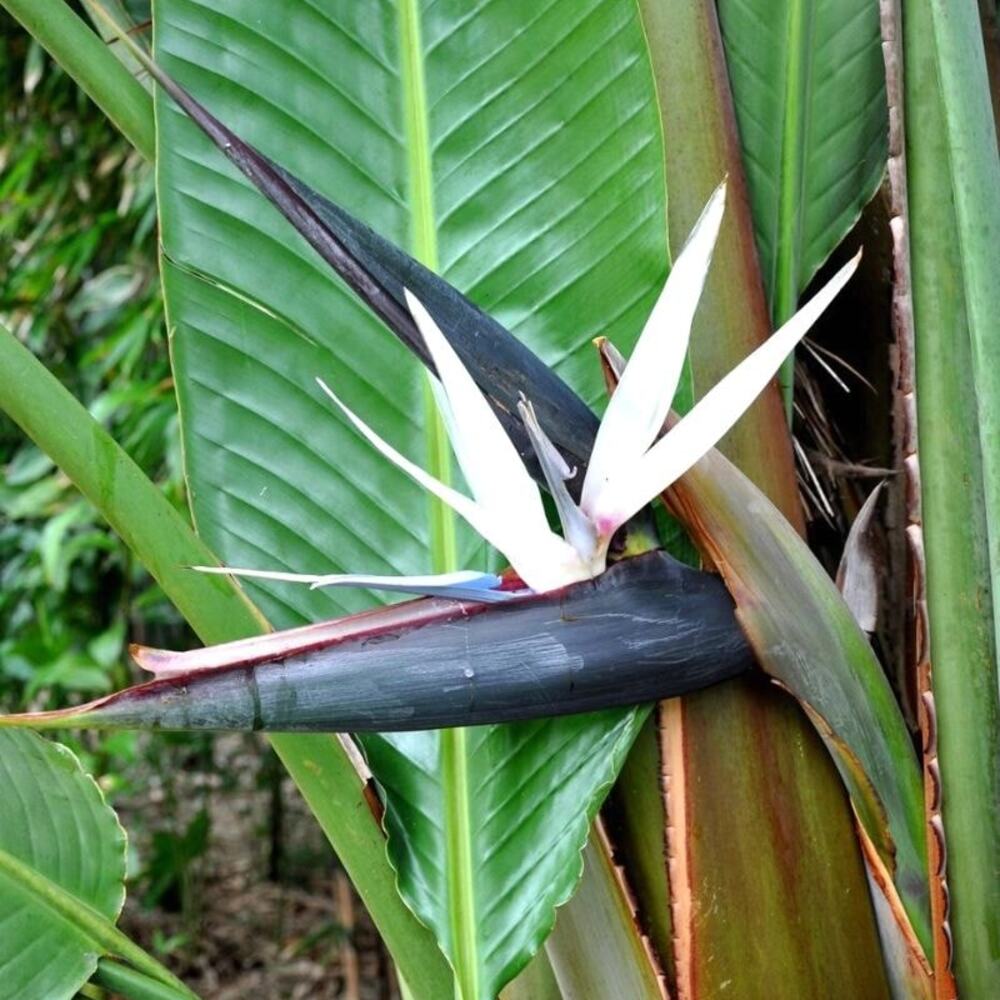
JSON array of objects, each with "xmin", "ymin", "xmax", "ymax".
[
  {"xmin": 0, "ymin": 730, "xmax": 183, "ymax": 1000},
  {"xmin": 716, "ymin": 0, "xmax": 887, "ymax": 401},
  {"xmin": 154, "ymin": 1, "xmax": 670, "ymax": 995},
  {"xmin": 366, "ymin": 715, "xmax": 645, "ymax": 999},
  {"xmin": 93, "ymin": 959, "xmax": 198, "ymax": 1000},
  {"xmin": 0, "ymin": 729, "xmax": 124, "ymax": 999}
]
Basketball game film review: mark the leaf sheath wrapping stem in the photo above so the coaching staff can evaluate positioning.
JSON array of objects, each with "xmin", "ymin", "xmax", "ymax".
[{"xmin": 5, "ymin": 552, "xmax": 753, "ymax": 733}]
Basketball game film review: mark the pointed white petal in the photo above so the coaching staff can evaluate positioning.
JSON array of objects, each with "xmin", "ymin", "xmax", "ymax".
[
  {"xmin": 404, "ymin": 289, "xmax": 551, "ymax": 536},
  {"xmin": 316, "ymin": 378, "xmax": 585, "ymax": 592},
  {"xmin": 191, "ymin": 565, "xmax": 325, "ymax": 585},
  {"xmin": 590, "ymin": 250, "xmax": 862, "ymax": 535},
  {"xmin": 317, "ymin": 376, "xmax": 505, "ymax": 537},
  {"xmin": 582, "ymin": 181, "xmax": 727, "ymax": 513}
]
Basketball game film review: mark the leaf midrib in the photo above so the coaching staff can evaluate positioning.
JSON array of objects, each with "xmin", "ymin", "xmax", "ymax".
[
  {"xmin": 398, "ymin": 4, "xmax": 477, "ymax": 999},
  {"xmin": 398, "ymin": 0, "xmax": 457, "ymax": 570},
  {"xmin": 775, "ymin": 0, "xmax": 810, "ymax": 319},
  {"xmin": 775, "ymin": 0, "xmax": 813, "ymax": 411}
]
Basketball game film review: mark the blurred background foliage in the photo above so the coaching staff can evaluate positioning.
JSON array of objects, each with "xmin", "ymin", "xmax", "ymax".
[
  {"xmin": 0, "ymin": 5, "xmax": 212, "ymax": 925},
  {"xmin": 0, "ymin": 26, "xmax": 368, "ymax": 988},
  {"xmin": 1, "ymin": 10, "xmax": 186, "ymax": 729}
]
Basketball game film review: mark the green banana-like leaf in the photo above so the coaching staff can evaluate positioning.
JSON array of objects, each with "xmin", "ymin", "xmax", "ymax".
[
  {"xmin": 0, "ymin": 730, "xmax": 125, "ymax": 1000},
  {"xmin": 154, "ymin": 2, "xmax": 672, "ymax": 996},
  {"xmin": 0, "ymin": 730, "xmax": 193, "ymax": 1000},
  {"xmin": 716, "ymin": 0, "xmax": 887, "ymax": 401},
  {"xmin": 364, "ymin": 717, "xmax": 646, "ymax": 998}
]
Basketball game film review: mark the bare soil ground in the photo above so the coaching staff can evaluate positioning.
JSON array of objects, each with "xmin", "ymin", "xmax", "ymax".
[{"xmin": 112, "ymin": 734, "xmax": 400, "ymax": 1000}]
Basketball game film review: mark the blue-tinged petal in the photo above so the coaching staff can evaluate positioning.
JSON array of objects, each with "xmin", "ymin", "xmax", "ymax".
[{"xmin": 309, "ymin": 570, "xmax": 517, "ymax": 602}]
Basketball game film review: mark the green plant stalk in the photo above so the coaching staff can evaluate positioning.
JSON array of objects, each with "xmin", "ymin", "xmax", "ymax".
[
  {"xmin": 0, "ymin": 848, "xmax": 194, "ymax": 998},
  {"xmin": 924, "ymin": 0, "xmax": 1000, "ymax": 667},
  {"xmin": 498, "ymin": 951, "xmax": 562, "ymax": 1000},
  {"xmin": 905, "ymin": 0, "xmax": 1000, "ymax": 991},
  {"xmin": 93, "ymin": 959, "xmax": 199, "ymax": 1000},
  {"xmin": 0, "ymin": 322, "xmax": 454, "ymax": 999},
  {"xmin": 1, "ymin": 0, "xmax": 155, "ymax": 160},
  {"xmin": 544, "ymin": 836, "xmax": 666, "ymax": 999},
  {"xmin": 398, "ymin": 4, "xmax": 472, "ymax": 996}
]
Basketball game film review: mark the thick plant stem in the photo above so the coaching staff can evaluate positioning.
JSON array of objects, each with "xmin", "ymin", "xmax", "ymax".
[
  {"xmin": 879, "ymin": 1, "xmax": 956, "ymax": 991},
  {"xmin": 623, "ymin": 2, "xmax": 889, "ymax": 995},
  {"xmin": 905, "ymin": 0, "xmax": 1000, "ymax": 993},
  {"xmin": 922, "ymin": 0, "xmax": 1000, "ymax": 664},
  {"xmin": 0, "ymin": 322, "xmax": 454, "ymax": 999},
  {"xmin": 2, "ymin": 0, "xmax": 154, "ymax": 160}
]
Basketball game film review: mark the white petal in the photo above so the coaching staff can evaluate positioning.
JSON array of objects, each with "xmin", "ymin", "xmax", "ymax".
[
  {"xmin": 317, "ymin": 377, "xmax": 504, "ymax": 542},
  {"xmin": 590, "ymin": 250, "xmax": 862, "ymax": 534},
  {"xmin": 582, "ymin": 181, "xmax": 726, "ymax": 514},
  {"xmin": 191, "ymin": 565, "xmax": 325, "ymax": 584},
  {"xmin": 404, "ymin": 289, "xmax": 551, "ymax": 537},
  {"xmin": 317, "ymin": 378, "xmax": 585, "ymax": 592},
  {"xmin": 192, "ymin": 564, "xmax": 510, "ymax": 601}
]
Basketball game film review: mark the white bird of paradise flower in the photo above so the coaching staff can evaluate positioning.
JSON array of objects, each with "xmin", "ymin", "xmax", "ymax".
[{"xmin": 195, "ymin": 182, "xmax": 859, "ymax": 600}]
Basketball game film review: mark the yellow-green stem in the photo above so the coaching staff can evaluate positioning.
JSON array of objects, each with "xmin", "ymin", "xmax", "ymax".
[
  {"xmin": 775, "ymin": 0, "xmax": 811, "ymax": 417},
  {"xmin": 399, "ymin": 4, "xmax": 474, "ymax": 998}
]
